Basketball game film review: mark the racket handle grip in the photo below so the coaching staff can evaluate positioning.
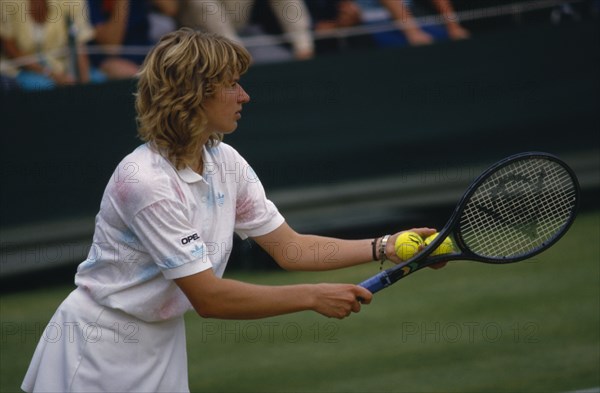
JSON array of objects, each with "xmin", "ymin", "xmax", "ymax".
[{"xmin": 358, "ymin": 271, "xmax": 392, "ymax": 295}]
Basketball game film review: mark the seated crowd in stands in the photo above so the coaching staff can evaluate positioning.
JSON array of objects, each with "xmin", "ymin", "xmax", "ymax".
[{"xmin": 1, "ymin": 0, "xmax": 470, "ymax": 92}]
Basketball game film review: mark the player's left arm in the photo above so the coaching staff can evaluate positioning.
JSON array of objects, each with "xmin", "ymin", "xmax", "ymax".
[{"xmin": 252, "ymin": 222, "xmax": 436, "ymax": 271}]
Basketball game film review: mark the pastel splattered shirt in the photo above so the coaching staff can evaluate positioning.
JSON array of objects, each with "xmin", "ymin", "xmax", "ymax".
[{"xmin": 75, "ymin": 143, "xmax": 284, "ymax": 322}]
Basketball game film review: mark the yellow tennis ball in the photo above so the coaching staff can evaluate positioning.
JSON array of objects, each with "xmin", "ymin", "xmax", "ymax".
[
  {"xmin": 394, "ymin": 231, "xmax": 424, "ymax": 261},
  {"xmin": 423, "ymin": 233, "xmax": 455, "ymax": 256}
]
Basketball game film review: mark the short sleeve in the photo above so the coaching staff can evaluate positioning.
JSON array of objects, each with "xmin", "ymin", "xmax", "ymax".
[
  {"xmin": 233, "ymin": 160, "xmax": 285, "ymax": 239},
  {"xmin": 129, "ymin": 199, "xmax": 213, "ymax": 279}
]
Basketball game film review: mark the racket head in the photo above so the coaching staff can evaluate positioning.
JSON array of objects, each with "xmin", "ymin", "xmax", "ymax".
[
  {"xmin": 361, "ymin": 152, "xmax": 580, "ymax": 293},
  {"xmin": 453, "ymin": 152, "xmax": 580, "ymax": 264}
]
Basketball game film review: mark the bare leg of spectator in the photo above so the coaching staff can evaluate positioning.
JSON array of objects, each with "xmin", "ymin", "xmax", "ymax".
[
  {"xmin": 100, "ymin": 57, "xmax": 139, "ymax": 79},
  {"xmin": 379, "ymin": 0, "xmax": 433, "ymax": 46},
  {"xmin": 429, "ymin": 0, "xmax": 470, "ymax": 40}
]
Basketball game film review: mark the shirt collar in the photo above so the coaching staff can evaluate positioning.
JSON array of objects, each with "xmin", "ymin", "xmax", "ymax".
[{"xmin": 176, "ymin": 166, "xmax": 206, "ymax": 184}]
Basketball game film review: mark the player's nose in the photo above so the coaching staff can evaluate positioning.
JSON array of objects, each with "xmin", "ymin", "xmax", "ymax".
[{"xmin": 238, "ymin": 85, "xmax": 250, "ymax": 104}]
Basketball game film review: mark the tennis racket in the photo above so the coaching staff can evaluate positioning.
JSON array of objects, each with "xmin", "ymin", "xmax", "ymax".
[{"xmin": 359, "ymin": 152, "xmax": 580, "ymax": 294}]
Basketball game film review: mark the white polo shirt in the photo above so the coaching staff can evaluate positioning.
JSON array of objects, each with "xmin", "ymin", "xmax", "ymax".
[{"xmin": 75, "ymin": 142, "xmax": 284, "ymax": 322}]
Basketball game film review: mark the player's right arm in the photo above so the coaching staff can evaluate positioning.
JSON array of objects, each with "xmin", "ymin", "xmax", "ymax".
[{"xmin": 174, "ymin": 269, "xmax": 372, "ymax": 320}]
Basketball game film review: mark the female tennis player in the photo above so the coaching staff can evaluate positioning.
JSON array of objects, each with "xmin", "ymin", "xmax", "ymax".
[{"xmin": 22, "ymin": 28, "xmax": 436, "ymax": 392}]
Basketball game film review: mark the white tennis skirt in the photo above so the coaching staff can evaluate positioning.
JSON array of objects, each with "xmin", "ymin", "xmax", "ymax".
[{"xmin": 21, "ymin": 287, "xmax": 189, "ymax": 392}]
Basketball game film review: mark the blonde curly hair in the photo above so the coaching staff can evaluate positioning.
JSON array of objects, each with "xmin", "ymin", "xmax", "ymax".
[{"xmin": 135, "ymin": 28, "xmax": 251, "ymax": 170}]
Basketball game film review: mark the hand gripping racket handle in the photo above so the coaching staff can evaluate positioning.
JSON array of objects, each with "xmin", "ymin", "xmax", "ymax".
[{"xmin": 358, "ymin": 271, "xmax": 392, "ymax": 294}]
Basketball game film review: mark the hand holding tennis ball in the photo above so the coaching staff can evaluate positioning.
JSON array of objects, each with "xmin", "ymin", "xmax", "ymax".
[
  {"xmin": 423, "ymin": 233, "xmax": 455, "ymax": 256},
  {"xmin": 394, "ymin": 231, "xmax": 425, "ymax": 261}
]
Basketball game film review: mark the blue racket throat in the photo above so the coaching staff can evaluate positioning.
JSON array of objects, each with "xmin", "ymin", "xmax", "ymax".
[{"xmin": 359, "ymin": 271, "xmax": 392, "ymax": 294}]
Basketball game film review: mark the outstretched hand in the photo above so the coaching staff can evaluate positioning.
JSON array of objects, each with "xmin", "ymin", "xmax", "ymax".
[
  {"xmin": 312, "ymin": 284, "xmax": 372, "ymax": 319},
  {"xmin": 385, "ymin": 227, "xmax": 436, "ymax": 263},
  {"xmin": 386, "ymin": 228, "xmax": 448, "ymax": 269}
]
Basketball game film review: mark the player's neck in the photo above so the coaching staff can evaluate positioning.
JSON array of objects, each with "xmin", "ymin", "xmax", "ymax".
[
  {"xmin": 191, "ymin": 134, "xmax": 211, "ymax": 174},
  {"xmin": 190, "ymin": 153, "xmax": 203, "ymax": 174}
]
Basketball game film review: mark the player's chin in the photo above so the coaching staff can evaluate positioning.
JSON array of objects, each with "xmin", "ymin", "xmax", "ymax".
[
  {"xmin": 228, "ymin": 121, "xmax": 240, "ymax": 132},
  {"xmin": 219, "ymin": 123, "xmax": 239, "ymax": 134}
]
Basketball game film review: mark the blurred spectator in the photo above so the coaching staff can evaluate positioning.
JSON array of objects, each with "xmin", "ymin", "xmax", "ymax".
[
  {"xmin": 310, "ymin": 0, "xmax": 468, "ymax": 47},
  {"xmin": 306, "ymin": 0, "xmax": 375, "ymax": 54},
  {"xmin": 178, "ymin": 0, "xmax": 314, "ymax": 61},
  {"xmin": 87, "ymin": 0, "xmax": 179, "ymax": 79},
  {"xmin": 148, "ymin": 0, "xmax": 180, "ymax": 42},
  {"xmin": 0, "ymin": 0, "xmax": 105, "ymax": 91},
  {"xmin": 0, "ymin": 30, "xmax": 19, "ymax": 91},
  {"xmin": 365, "ymin": 0, "xmax": 469, "ymax": 45},
  {"xmin": 310, "ymin": 0, "xmax": 363, "ymax": 32}
]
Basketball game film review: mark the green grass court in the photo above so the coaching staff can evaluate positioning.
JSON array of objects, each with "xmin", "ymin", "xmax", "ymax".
[{"xmin": 1, "ymin": 211, "xmax": 598, "ymax": 392}]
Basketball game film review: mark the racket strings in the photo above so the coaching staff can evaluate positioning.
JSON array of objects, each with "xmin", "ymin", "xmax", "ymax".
[{"xmin": 460, "ymin": 158, "xmax": 577, "ymax": 260}]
